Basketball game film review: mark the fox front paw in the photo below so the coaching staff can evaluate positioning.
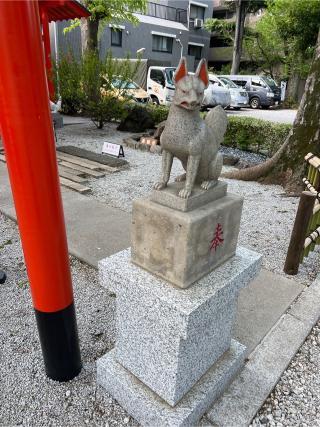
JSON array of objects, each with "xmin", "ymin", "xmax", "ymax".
[
  {"xmin": 201, "ymin": 180, "xmax": 217, "ymax": 190},
  {"xmin": 178, "ymin": 188, "xmax": 192, "ymax": 199},
  {"xmin": 154, "ymin": 182, "xmax": 167, "ymax": 190},
  {"xmin": 175, "ymin": 173, "xmax": 186, "ymax": 182}
]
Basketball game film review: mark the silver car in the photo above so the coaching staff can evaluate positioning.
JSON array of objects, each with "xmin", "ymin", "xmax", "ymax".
[
  {"xmin": 209, "ymin": 74, "xmax": 249, "ymax": 110},
  {"xmin": 202, "ymin": 77, "xmax": 231, "ymax": 109}
]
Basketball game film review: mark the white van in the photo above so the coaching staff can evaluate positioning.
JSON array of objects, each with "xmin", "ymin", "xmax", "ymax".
[
  {"xmin": 147, "ymin": 66, "xmax": 176, "ymax": 105},
  {"xmin": 147, "ymin": 66, "xmax": 231, "ymax": 109}
]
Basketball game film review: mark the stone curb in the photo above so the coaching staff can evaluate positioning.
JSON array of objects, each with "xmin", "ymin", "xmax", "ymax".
[{"xmin": 207, "ymin": 275, "xmax": 320, "ymax": 426}]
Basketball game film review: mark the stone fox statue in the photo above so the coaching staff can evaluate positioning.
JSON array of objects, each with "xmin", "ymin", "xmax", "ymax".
[{"xmin": 154, "ymin": 57, "xmax": 228, "ymax": 199}]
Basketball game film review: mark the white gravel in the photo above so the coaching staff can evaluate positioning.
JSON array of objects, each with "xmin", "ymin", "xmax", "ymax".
[
  {"xmin": 0, "ymin": 213, "xmax": 138, "ymax": 427},
  {"xmin": 1, "ymin": 120, "xmax": 318, "ymax": 426},
  {"xmin": 252, "ymin": 322, "xmax": 320, "ymax": 426}
]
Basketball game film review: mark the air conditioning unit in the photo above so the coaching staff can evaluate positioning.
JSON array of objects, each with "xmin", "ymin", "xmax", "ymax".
[{"xmin": 194, "ymin": 18, "xmax": 203, "ymax": 29}]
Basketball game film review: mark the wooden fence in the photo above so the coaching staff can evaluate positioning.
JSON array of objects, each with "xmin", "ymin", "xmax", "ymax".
[{"xmin": 284, "ymin": 152, "xmax": 320, "ymax": 275}]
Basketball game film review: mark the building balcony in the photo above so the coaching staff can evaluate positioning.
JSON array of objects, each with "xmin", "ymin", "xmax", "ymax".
[{"xmin": 145, "ymin": 2, "xmax": 188, "ymax": 24}]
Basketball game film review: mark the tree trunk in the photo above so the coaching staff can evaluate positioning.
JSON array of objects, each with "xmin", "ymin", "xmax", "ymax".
[
  {"xmin": 80, "ymin": 17, "xmax": 99, "ymax": 55},
  {"xmin": 223, "ymin": 30, "xmax": 320, "ymax": 193},
  {"xmin": 231, "ymin": 0, "xmax": 246, "ymax": 74}
]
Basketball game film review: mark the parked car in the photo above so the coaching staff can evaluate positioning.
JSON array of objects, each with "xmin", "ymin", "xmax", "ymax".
[
  {"xmin": 220, "ymin": 75, "xmax": 281, "ymax": 109},
  {"xmin": 202, "ymin": 77, "xmax": 231, "ymax": 109},
  {"xmin": 212, "ymin": 75, "xmax": 249, "ymax": 109},
  {"xmin": 102, "ymin": 77, "xmax": 150, "ymax": 103}
]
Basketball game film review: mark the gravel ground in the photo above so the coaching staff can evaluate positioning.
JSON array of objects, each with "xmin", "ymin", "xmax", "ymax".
[
  {"xmin": 252, "ymin": 323, "xmax": 320, "ymax": 427},
  {"xmin": 1, "ymin": 121, "xmax": 318, "ymax": 426},
  {"xmin": 0, "ymin": 212, "xmax": 138, "ymax": 427},
  {"xmin": 56, "ymin": 122, "xmax": 319, "ymax": 287}
]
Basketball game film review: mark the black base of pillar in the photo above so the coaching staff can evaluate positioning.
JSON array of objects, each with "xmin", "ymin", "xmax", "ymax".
[
  {"xmin": 0, "ymin": 270, "xmax": 7, "ymax": 284},
  {"xmin": 35, "ymin": 302, "xmax": 82, "ymax": 381}
]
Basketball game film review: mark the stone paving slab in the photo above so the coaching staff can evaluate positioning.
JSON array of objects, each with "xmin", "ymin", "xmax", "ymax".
[{"xmin": 234, "ymin": 269, "xmax": 304, "ymax": 353}]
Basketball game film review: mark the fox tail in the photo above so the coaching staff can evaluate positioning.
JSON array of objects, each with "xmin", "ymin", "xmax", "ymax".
[{"xmin": 204, "ymin": 105, "xmax": 228, "ymax": 146}]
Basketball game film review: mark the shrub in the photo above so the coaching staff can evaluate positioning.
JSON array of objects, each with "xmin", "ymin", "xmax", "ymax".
[
  {"xmin": 55, "ymin": 51, "xmax": 83, "ymax": 114},
  {"xmin": 146, "ymin": 104, "xmax": 169, "ymax": 124},
  {"xmin": 224, "ymin": 116, "xmax": 291, "ymax": 156},
  {"xmin": 56, "ymin": 50, "xmax": 141, "ymax": 128}
]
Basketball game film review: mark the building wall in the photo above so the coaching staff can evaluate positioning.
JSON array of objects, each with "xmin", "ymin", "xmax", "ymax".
[{"xmin": 50, "ymin": 0, "xmax": 213, "ymax": 72}]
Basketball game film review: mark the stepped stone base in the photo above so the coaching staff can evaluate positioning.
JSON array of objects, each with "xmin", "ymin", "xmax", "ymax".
[
  {"xmin": 98, "ymin": 247, "xmax": 261, "ymax": 412},
  {"xmin": 97, "ymin": 340, "xmax": 246, "ymax": 427}
]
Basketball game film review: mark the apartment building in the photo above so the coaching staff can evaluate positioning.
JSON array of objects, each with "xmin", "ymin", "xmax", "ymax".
[
  {"xmin": 50, "ymin": 0, "xmax": 213, "ymax": 72},
  {"xmin": 208, "ymin": 0, "xmax": 264, "ymax": 70}
]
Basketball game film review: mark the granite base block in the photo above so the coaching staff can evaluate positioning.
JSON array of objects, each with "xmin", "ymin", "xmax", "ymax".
[
  {"xmin": 97, "ymin": 340, "xmax": 246, "ymax": 427},
  {"xmin": 131, "ymin": 193, "xmax": 243, "ymax": 288},
  {"xmin": 98, "ymin": 247, "xmax": 262, "ymax": 406}
]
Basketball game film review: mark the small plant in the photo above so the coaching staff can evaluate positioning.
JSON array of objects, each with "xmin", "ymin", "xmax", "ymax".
[{"xmin": 0, "ymin": 239, "xmax": 12, "ymax": 250}]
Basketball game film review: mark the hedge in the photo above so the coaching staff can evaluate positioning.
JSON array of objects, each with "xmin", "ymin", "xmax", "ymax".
[
  {"xmin": 129, "ymin": 104, "xmax": 291, "ymax": 157},
  {"xmin": 224, "ymin": 116, "xmax": 291, "ymax": 156}
]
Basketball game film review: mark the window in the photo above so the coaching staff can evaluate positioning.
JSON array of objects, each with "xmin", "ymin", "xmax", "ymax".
[
  {"xmin": 210, "ymin": 36, "xmax": 231, "ymax": 48},
  {"xmin": 233, "ymin": 80, "xmax": 247, "ymax": 87},
  {"xmin": 190, "ymin": 4, "xmax": 205, "ymax": 21},
  {"xmin": 111, "ymin": 28, "xmax": 122, "ymax": 47},
  {"xmin": 188, "ymin": 44, "xmax": 202, "ymax": 60},
  {"xmin": 152, "ymin": 35, "xmax": 173, "ymax": 53},
  {"xmin": 150, "ymin": 69, "xmax": 165, "ymax": 86},
  {"xmin": 212, "ymin": 10, "xmax": 233, "ymax": 19},
  {"xmin": 252, "ymin": 78, "xmax": 266, "ymax": 88}
]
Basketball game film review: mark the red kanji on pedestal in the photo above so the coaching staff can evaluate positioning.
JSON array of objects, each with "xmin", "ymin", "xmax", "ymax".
[{"xmin": 210, "ymin": 223, "xmax": 224, "ymax": 252}]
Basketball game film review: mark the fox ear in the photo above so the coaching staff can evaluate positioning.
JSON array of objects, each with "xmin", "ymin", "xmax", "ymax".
[
  {"xmin": 174, "ymin": 57, "xmax": 188, "ymax": 83},
  {"xmin": 195, "ymin": 59, "xmax": 209, "ymax": 88}
]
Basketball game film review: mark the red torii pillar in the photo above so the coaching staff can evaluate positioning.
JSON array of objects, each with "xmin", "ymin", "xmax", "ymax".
[
  {"xmin": 0, "ymin": 1, "xmax": 81, "ymax": 381},
  {"xmin": 41, "ymin": 8, "xmax": 55, "ymax": 101}
]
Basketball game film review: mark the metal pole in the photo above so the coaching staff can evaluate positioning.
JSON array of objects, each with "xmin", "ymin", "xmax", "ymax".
[
  {"xmin": 0, "ymin": 0, "xmax": 81, "ymax": 381},
  {"xmin": 284, "ymin": 191, "xmax": 316, "ymax": 275}
]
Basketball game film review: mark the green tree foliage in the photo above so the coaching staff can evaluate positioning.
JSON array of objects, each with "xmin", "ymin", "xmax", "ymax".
[
  {"xmin": 205, "ymin": 0, "xmax": 266, "ymax": 74},
  {"xmin": 65, "ymin": 0, "xmax": 147, "ymax": 53},
  {"xmin": 53, "ymin": 51, "xmax": 83, "ymax": 114},
  {"xmin": 56, "ymin": 50, "xmax": 141, "ymax": 128},
  {"xmin": 245, "ymin": 0, "xmax": 320, "ymax": 79}
]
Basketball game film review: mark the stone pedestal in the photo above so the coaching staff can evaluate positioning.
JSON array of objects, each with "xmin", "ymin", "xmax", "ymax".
[
  {"xmin": 131, "ymin": 181, "xmax": 243, "ymax": 288},
  {"xmin": 97, "ymin": 247, "xmax": 262, "ymax": 426},
  {"xmin": 97, "ymin": 181, "xmax": 261, "ymax": 426}
]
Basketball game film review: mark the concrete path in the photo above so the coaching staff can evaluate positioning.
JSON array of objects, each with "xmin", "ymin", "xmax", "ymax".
[
  {"xmin": 226, "ymin": 108, "xmax": 297, "ymax": 124},
  {"xmin": 0, "ymin": 163, "xmax": 131, "ymax": 267}
]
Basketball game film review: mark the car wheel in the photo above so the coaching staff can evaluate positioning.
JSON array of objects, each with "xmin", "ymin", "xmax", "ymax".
[
  {"xmin": 151, "ymin": 96, "xmax": 159, "ymax": 105},
  {"xmin": 250, "ymin": 97, "xmax": 260, "ymax": 109}
]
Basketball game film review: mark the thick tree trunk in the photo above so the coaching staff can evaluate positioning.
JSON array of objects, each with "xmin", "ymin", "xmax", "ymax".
[
  {"xmin": 223, "ymin": 30, "xmax": 320, "ymax": 193},
  {"xmin": 231, "ymin": 0, "xmax": 246, "ymax": 74},
  {"xmin": 80, "ymin": 17, "xmax": 99, "ymax": 55}
]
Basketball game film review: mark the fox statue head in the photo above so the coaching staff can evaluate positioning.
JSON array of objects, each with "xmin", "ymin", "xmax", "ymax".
[{"xmin": 173, "ymin": 57, "xmax": 209, "ymax": 111}]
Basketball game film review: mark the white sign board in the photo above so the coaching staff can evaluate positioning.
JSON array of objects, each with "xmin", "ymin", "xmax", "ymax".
[{"xmin": 102, "ymin": 142, "xmax": 124, "ymax": 158}]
